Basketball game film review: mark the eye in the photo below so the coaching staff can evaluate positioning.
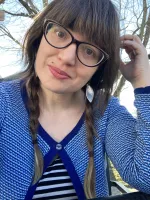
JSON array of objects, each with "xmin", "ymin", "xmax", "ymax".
[
  {"xmin": 56, "ymin": 31, "xmax": 65, "ymax": 38},
  {"xmin": 85, "ymin": 48, "xmax": 94, "ymax": 56},
  {"xmin": 84, "ymin": 47, "xmax": 96, "ymax": 58}
]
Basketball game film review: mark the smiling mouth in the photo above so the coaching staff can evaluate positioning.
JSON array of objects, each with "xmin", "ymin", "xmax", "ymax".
[{"xmin": 48, "ymin": 65, "xmax": 70, "ymax": 79}]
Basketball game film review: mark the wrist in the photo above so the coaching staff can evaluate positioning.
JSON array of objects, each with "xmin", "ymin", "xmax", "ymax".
[
  {"xmin": 132, "ymin": 77, "xmax": 150, "ymax": 89},
  {"xmin": 132, "ymin": 82, "xmax": 150, "ymax": 89}
]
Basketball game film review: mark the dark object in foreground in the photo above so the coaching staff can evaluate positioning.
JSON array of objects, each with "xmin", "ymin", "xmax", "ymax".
[{"xmin": 89, "ymin": 192, "xmax": 150, "ymax": 200}]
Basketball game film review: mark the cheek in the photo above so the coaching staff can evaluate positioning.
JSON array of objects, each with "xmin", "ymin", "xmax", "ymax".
[
  {"xmin": 79, "ymin": 67, "xmax": 98, "ymax": 83},
  {"xmin": 73, "ymin": 67, "xmax": 98, "ymax": 90},
  {"xmin": 35, "ymin": 43, "xmax": 46, "ymax": 67},
  {"xmin": 35, "ymin": 38, "xmax": 56, "ymax": 71},
  {"xmin": 35, "ymin": 44, "xmax": 49, "ymax": 80}
]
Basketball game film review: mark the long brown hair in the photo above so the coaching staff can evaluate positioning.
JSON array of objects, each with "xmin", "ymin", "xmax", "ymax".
[{"xmin": 21, "ymin": 0, "xmax": 120, "ymax": 198}]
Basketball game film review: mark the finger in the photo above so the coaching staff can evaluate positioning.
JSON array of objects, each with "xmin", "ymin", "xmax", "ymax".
[
  {"xmin": 121, "ymin": 45, "xmax": 136, "ymax": 58},
  {"xmin": 120, "ymin": 34, "xmax": 142, "ymax": 45},
  {"xmin": 123, "ymin": 48, "xmax": 136, "ymax": 60},
  {"xmin": 120, "ymin": 40, "xmax": 142, "ymax": 55},
  {"xmin": 121, "ymin": 44, "xmax": 133, "ymax": 53}
]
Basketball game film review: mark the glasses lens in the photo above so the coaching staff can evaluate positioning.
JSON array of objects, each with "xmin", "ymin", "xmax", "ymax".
[
  {"xmin": 77, "ymin": 43, "xmax": 105, "ymax": 67},
  {"xmin": 45, "ymin": 22, "xmax": 72, "ymax": 48}
]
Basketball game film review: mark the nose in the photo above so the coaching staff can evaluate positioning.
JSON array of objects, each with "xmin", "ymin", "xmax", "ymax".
[{"xmin": 57, "ymin": 44, "xmax": 77, "ymax": 66}]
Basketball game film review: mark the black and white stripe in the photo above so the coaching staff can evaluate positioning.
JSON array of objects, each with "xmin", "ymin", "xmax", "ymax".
[{"xmin": 32, "ymin": 156, "xmax": 78, "ymax": 200}]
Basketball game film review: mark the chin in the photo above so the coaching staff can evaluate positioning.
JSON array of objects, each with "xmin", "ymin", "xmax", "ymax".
[
  {"xmin": 40, "ymin": 80, "xmax": 79, "ymax": 94},
  {"xmin": 44, "ymin": 84, "xmax": 70, "ymax": 94},
  {"xmin": 50, "ymin": 89, "xmax": 68, "ymax": 94}
]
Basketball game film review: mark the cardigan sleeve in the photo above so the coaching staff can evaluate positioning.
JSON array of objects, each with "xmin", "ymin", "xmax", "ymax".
[
  {"xmin": 0, "ymin": 83, "xmax": 8, "ymax": 130},
  {"xmin": 105, "ymin": 88, "xmax": 150, "ymax": 194}
]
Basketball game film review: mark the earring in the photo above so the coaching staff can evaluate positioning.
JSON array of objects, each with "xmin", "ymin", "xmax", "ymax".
[{"xmin": 86, "ymin": 84, "xmax": 94, "ymax": 103}]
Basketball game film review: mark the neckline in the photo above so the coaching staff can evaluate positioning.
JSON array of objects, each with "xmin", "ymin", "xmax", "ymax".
[
  {"xmin": 38, "ymin": 112, "xmax": 84, "ymax": 146},
  {"xmin": 20, "ymin": 80, "xmax": 85, "ymax": 147}
]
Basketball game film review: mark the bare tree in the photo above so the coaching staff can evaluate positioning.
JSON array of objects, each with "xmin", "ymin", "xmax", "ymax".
[
  {"xmin": 0, "ymin": 0, "xmax": 49, "ymax": 51},
  {"xmin": 113, "ymin": 0, "xmax": 150, "ymax": 97},
  {"xmin": 0, "ymin": 0, "xmax": 150, "ymax": 96}
]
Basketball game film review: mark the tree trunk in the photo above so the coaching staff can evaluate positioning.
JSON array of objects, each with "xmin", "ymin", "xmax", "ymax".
[
  {"xmin": 143, "ymin": 11, "xmax": 150, "ymax": 47},
  {"xmin": 0, "ymin": 0, "xmax": 5, "ymax": 4},
  {"xmin": 139, "ymin": 0, "xmax": 147, "ymax": 40},
  {"xmin": 0, "ymin": 10, "xmax": 4, "ymax": 21},
  {"xmin": 113, "ymin": 76, "xmax": 126, "ymax": 97}
]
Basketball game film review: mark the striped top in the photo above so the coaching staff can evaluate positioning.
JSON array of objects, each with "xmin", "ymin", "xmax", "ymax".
[{"xmin": 33, "ymin": 156, "xmax": 78, "ymax": 200}]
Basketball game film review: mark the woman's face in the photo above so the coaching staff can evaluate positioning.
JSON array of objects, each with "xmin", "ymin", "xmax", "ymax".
[{"xmin": 35, "ymin": 29, "xmax": 98, "ymax": 95}]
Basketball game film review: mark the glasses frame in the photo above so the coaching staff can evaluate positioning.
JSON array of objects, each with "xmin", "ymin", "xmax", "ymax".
[{"xmin": 43, "ymin": 19, "xmax": 109, "ymax": 67}]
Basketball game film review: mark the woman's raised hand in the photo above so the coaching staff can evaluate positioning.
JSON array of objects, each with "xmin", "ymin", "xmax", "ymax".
[{"xmin": 120, "ymin": 34, "xmax": 150, "ymax": 88}]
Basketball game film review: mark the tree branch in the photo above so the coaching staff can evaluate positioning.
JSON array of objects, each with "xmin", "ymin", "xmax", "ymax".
[
  {"xmin": 27, "ymin": 0, "xmax": 39, "ymax": 12},
  {"xmin": 3, "ymin": 9, "xmax": 33, "ymax": 18},
  {"xmin": 42, "ymin": 0, "xmax": 48, "ymax": 7},
  {"xmin": 143, "ymin": 11, "xmax": 150, "ymax": 47},
  {"xmin": 132, "ymin": 27, "xmax": 141, "ymax": 35},
  {"xmin": 139, "ymin": 0, "xmax": 148, "ymax": 40},
  {"xmin": 134, "ymin": 8, "xmax": 143, "ymax": 31},
  {"xmin": 0, "ymin": 46, "xmax": 21, "ymax": 51},
  {"xmin": 0, "ymin": 25, "xmax": 22, "ymax": 48},
  {"xmin": 18, "ymin": 0, "xmax": 38, "ymax": 15}
]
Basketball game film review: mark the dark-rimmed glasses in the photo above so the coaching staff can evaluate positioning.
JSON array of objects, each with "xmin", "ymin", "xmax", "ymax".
[{"xmin": 43, "ymin": 19, "xmax": 109, "ymax": 67}]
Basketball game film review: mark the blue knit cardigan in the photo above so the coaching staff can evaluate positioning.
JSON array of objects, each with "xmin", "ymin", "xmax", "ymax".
[{"xmin": 0, "ymin": 80, "xmax": 150, "ymax": 200}]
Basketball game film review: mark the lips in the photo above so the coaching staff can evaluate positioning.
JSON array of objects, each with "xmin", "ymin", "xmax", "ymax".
[{"xmin": 48, "ymin": 65, "xmax": 70, "ymax": 79}]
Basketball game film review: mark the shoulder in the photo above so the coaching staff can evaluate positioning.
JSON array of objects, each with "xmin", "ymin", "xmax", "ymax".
[
  {"xmin": 106, "ymin": 96, "xmax": 125, "ymax": 114},
  {"xmin": 0, "ymin": 79, "xmax": 22, "ymax": 99},
  {"xmin": 93, "ymin": 95, "xmax": 124, "ymax": 119},
  {"xmin": 0, "ymin": 79, "xmax": 21, "ymax": 91},
  {"xmin": 93, "ymin": 95, "xmax": 132, "ymax": 126},
  {"xmin": 0, "ymin": 79, "xmax": 26, "ymax": 127},
  {"xmin": 0, "ymin": 79, "xmax": 23, "ymax": 112},
  {"xmin": 93, "ymin": 96, "xmax": 135, "ymax": 141}
]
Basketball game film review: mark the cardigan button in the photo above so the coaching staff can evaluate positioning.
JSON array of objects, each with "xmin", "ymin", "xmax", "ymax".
[{"xmin": 56, "ymin": 143, "xmax": 62, "ymax": 150}]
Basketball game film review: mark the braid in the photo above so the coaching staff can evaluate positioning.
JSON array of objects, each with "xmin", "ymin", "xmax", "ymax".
[
  {"xmin": 84, "ymin": 99, "xmax": 97, "ymax": 199},
  {"xmin": 26, "ymin": 74, "xmax": 44, "ymax": 185}
]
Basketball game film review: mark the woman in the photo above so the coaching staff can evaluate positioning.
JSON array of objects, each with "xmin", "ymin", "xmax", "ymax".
[{"xmin": 0, "ymin": 0, "xmax": 150, "ymax": 199}]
